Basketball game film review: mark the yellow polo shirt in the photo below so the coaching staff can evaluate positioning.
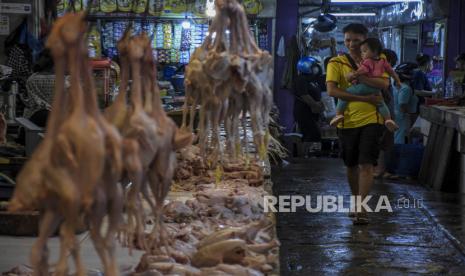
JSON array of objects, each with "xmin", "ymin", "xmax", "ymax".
[{"xmin": 326, "ymin": 54, "xmax": 388, "ymax": 129}]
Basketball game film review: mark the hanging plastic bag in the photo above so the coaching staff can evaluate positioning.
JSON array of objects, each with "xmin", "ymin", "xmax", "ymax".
[
  {"xmin": 132, "ymin": 0, "xmax": 148, "ymax": 13},
  {"xmin": 170, "ymin": 0, "xmax": 187, "ymax": 14},
  {"xmin": 243, "ymin": 0, "xmax": 262, "ymax": 16},
  {"xmin": 148, "ymin": 0, "xmax": 164, "ymax": 15},
  {"xmin": 117, "ymin": 0, "xmax": 132, "ymax": 12},
  {"xmin": 276, "ymin": 36, "xmax": 285, "ymax": 57},
  {"xmin": 74, "ymin": 0, "xmax": 83, "ymax": 11},
  {"xmin": 193, "ymin": 0, "xmax": 206, "ymax": 17},
  {"xmin": 101, "ymin": 0, "xmax": 117, "ymax": 13}
]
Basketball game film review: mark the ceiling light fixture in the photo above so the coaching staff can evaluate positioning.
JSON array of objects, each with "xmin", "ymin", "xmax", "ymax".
[
  {"xmin": 331, "ymin": 0, "xmax": 421, "ymax": 3},
  {"xmin": 326, "ymin": 12, "xmax": 377, "ymax": 16}
]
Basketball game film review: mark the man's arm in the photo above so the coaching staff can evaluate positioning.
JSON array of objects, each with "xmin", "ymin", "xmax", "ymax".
[
  {"xmin": 326, "ymin": 81, "xmax": 382, "ymax": 104},
  {"xmin": 358, "ymin": 75, "xmax": 390, "ymax": 90}
]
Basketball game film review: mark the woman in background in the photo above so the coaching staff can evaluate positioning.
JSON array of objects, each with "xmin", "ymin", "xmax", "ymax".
[
  {"xmin": 374, "ymin": 49, "xmax": 398, "ymax": 178},
  {"xmin": 412, "ymin": 53, "xmax": 433, "ymax": 104},
  {"xmin": 393, "ymin": 63, "xmax": 419, "ymax": 144}
]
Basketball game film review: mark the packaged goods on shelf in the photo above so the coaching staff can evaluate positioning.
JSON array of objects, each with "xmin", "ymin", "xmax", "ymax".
[
  {"xmin": 155, "ymin": 23, "xmax": 165, "ymax": 49},
  {"xmin": 173, "ymin": 24, "xmax": 183, "ymax": 49},
  {"xmin": 88, "ymin": 25, "xmax": 102, "ymax": 58},
  {"xmin": 142, "ymin": 20, "xmax": 154, "ymax": 35},
  {"xmin": 133, "ymin": 21, "xmax": 142, "ymax": 35},
  {"xmin": 163, "ymin": 23, "xmax": 173, "ymax": 49},
  {"xmin": 158, "ymin": 49, "xmax": 170, "ymax": 63},
  {"xmin": 170, "ymin": 49, "xmax": 180, "ymax": 63},
  {"xmin": 180, "ymin": 50, "xmax": 190, "ymax": 64},
  {"xmin": 102, "ymin": 22, "xmax": 117, "ymax": 58},
  {"xmin": 180, "ymin": 28, "xmax": 191, "ymax": 51}
]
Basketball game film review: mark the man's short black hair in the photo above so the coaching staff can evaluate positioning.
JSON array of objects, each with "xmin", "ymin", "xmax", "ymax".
[
  {"xmin": 360, "ymin": 38, "xmax": 383, "ymax": 56},
  {"xmin": 342, "ymin": 23, "xmax": 368, "ymax": 36}
]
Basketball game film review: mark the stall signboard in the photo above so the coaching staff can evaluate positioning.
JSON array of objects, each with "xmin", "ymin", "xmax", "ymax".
[
  {"xmin": 0, "ymin": 3, "xmax": 32, "ymax": 14},
  {"xmin": 378, "ymin": 0, "xmax": 448, "ymax": 27}
]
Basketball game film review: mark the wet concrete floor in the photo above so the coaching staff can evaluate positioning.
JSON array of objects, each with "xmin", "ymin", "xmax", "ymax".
[{"xmin": 272, "ymin": 158, "xmax": 465, "ymax": 275}]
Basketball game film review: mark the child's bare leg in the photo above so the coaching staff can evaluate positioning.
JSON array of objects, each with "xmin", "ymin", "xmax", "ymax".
[
  {"xmin": 330, "ymin": 111, "xmax": 345, "ymax": 126},
  {"xmin": 384, "ymin": 115, "xmax": 399, "ymax": 132}
]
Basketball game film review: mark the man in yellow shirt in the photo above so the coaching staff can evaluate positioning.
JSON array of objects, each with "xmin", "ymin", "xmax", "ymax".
[{"xmin": 326, "ymin": 23, "xmax": 389, "ymax": 225}]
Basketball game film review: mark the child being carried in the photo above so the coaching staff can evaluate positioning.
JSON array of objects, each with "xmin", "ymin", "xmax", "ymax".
[{"xmin": 330, "ymin": 38, "xmax": 401, "ymax": 132}]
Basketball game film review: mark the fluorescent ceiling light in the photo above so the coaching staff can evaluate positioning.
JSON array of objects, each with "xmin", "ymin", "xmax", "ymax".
[
  {"xmin": 182, "ymin": 20, "xmax": 191, "ymax": 29},
  {"xmin": 327, "ymin": 13, "xmax": 377, "ymax": 16},
  {"xmin": 331, "ymin": 0, "xmax": 420, "ymax": 3},
  {"xmin": 206, "ymin": 0, "xmax": 216, "ymax": 17}
]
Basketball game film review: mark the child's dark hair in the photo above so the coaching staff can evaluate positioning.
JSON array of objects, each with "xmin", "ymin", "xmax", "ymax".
[{"xmin": 360, "ymin": 38, "xmax": 383, "ymax": 56}]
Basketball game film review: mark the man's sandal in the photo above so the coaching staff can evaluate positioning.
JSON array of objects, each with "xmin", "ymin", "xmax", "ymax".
[{"xmin": 353, "ymin": 213, "xmax": 369, "ymax": 225}]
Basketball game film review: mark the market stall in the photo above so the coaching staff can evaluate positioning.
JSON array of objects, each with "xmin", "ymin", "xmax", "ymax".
[
  {"xmin": 52, "ymin": 0, "xmax": 274, "ymax": 113},
  {"xmin": 1, "ymin": 1, "xmax": 281, "ymax": 274},
  {"xmin": 419, "ymin": 103, "xmax": 465, "ymax": 193}
]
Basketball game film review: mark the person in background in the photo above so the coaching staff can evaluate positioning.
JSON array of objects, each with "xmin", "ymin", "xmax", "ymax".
[
  {"xmin": 455, "ymin": 53, "xmax": 465, "ymax": 71},
  {"xmin": 412, "ymin": 53, "xmax": 433, "ymax": 103},
  {"xmin": 448, "ymin": 53, "xmax": 465, "ymax": 92},
  {"xmin": 374, "ymin": 49, "xmax": 398, "ymax": 178},
  {"xmin": 293, "ymin": 58, "xmax": 325, "ymax": 156},
  {"xmin": 393, "ymin": 63, "xmax": 419, "ymax": 144}
]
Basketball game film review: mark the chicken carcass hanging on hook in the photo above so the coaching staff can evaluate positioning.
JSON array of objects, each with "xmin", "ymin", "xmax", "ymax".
[{"xmin": 183, "ymin": 0, "xmax": 274, "ymax": 167}]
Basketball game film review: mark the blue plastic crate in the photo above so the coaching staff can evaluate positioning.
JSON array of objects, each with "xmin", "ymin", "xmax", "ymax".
[{"xmin": 385, "ymin": 144, "xmax": 425, "ymax": 177}]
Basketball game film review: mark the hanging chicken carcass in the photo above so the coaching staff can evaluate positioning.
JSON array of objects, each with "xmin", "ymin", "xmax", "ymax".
[{"xmin": 183, "ymin": 0, "xmax": 274, "ymax": 168}]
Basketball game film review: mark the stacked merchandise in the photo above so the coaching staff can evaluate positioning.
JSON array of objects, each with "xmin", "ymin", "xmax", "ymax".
[
  {"xmin": 55, "ymin": 2, "xmax": 267, "ymax": 63},
  {"xmin": 102, "ymin": 22, "xmax": 117, "ymax": 58},
  {"xmin": 258, "ymin": 25, "xmax": 268, "ymax": 50},
  {"xmin": 141, "ymin": 20, "xmax": 154, "ymax": 37},
  {"xmin": 162, "ymin": 23, "xmax": 173, "ymax": 49},
  {"xmin": 191, "ymin": 23, "xmax": 209, "ymax": 50},
  {"xmin": 172, "ymin": 24, "xmax": 182, "ymax": 63},
  {"xmin": 88, "ymin": 24, "xmax": 102, "ymax": 58},
  {"xmin": 180, "ymin": 28, "xmax": 192, "ymax": 64},
  {"xmin": 133, "ymin": 21, "xmax": 143, "ymax": 35},
  {"xmin": 154, "ymin": 23, "xmax": 165, "ymax": 49},
  {"xmin": 248, "ymin": 22, "xmax": 269, "ymax": 51}
]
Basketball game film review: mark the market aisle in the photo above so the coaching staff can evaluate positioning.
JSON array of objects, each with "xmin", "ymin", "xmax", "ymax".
[{"xmin": 272, "ymin": 158, "xmax": 465, "ymax": 275}]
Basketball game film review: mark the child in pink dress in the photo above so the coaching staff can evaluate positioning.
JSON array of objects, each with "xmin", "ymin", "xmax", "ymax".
[{"xmin": 330, "ymin": 38, "xmax": 402, "ymax": 132}]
